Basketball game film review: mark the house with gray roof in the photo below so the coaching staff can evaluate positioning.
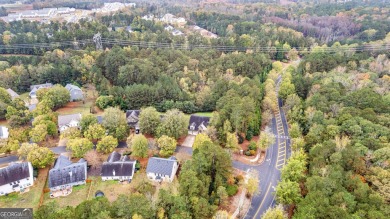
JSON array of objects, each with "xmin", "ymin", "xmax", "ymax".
[
  {"xmin": 0, "ymin": 126, "xmax": 9, "ymax": 139},
  {"xmin": 58, "ymin": 113, "xmax": 82, "ymax": 133},
  {"xmin": 101, "ymin": 152, "xmax": 136, "ymax": 182},
  {"xmin": 126, "ymin": 110, "xmax": 140, "ymax": 134},
  {"xmin": 6, "ymin": 88, "xmax": 19, "ymax": 100},
  {"xmin": 146, "ymin": 157, "xmax": 178, "ymax": 182},
  {"xmin": 48, "ymin": 155, "xmax": 87, "ymax": 192},
  {"xmin": 29, "ymin": 83, "xmax": 53, "ymax": 99},
  {"xmin": 0, "ymin": 162, "xmax": 34, "ymax": 196},
  {"xmin": 65, "ymin": 84, "xmax": 84, "ymax": 101}
]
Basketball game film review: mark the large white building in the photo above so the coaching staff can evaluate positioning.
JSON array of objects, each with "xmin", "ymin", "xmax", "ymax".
[{"xmin": 0, "ymin": 162, "xmax": 34, "ymax": 196}]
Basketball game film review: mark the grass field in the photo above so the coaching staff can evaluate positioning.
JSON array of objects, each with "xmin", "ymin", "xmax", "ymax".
[
  {"xmin": 0, "ymin": 168, "xmax": 49, "ymax": 210},
  {"xmin": 194, "ymin": 112, "xmax": 213, "ymax": 117}
]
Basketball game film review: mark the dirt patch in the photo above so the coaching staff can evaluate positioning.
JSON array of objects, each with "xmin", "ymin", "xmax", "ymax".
[
  {"xmin": 239, "ymin": 136, "xmax": 259, "ymax": 151},
  {"xmin": 177, "ymin": 135, "xmax": 187, "ymax": 145}
]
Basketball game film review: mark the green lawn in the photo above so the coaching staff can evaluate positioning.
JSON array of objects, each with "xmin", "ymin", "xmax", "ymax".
[{"xmin": 194, "ymin": 112, "xmax": 213, "ymax": 117}]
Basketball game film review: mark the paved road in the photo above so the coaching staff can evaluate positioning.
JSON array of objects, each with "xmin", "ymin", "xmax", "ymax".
[{"xmin": 241, "ymin": 98, "xmax": 291, "ymax": 217}]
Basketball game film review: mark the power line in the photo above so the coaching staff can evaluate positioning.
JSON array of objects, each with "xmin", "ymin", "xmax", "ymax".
[{"xmin": 0, "ymin": 38, "xmax": 389, "ymax": 53}]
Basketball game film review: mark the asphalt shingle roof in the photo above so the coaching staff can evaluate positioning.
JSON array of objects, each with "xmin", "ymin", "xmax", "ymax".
[
  {"xmin": 0, "ymin": 162, "xmax": 31, "ymax": 186},
  {"xmin": 188, "ymin": 115, "xmax": 210, "ymax": 131},
  {"xmin": 48, "ymin": 155, "xmax": 87, "ymax": 188},
  {"xmin": 146, "ymin": 157, "xmax": 177, "ymax": 176},
  {"xmin": 101, "ymin": 152, "xmax": 135, "ymax": 177}
]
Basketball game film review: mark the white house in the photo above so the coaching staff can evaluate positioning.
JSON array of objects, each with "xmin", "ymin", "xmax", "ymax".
[
  {"xmin": 101, "ymin": 152, "xmax": 136, "ymax": 181},
  {"xmin": 58, "ymin": 113, "xmax": 82, "ymax": 132},
  {"xmin": 0, "ymin": 162, "xmax": 34, "ymax": 196},
  {"xmin": 0, "ymin": 126, "xmax": 9, "ymax": 139},
  {"xmin": 146, "ymin": 157, "xmax": 178, "ymax": 183}
]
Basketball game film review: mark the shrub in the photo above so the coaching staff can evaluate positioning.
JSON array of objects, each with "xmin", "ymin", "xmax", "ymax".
[
  {"xmin": 226, "ymin": 184, "xmax": 239, "ymax": 196},
  {"xmin": 245, "ymin": 150, "xmax": 251, "ymax": 156},
  {"xmin": 249, "ymin": 150, "xmax": 256, "ymax": 156},
  {"xmin": 248, "ymin": 141, "xmax": 257, "ymax": 151}
]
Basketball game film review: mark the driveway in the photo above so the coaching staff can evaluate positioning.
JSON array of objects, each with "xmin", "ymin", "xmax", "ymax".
[{"xmin": 181, "ymin": 135, "xmax": 195, "ymax": 147}]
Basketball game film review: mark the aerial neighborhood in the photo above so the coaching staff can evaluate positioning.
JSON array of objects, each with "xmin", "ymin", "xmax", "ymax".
[{"xmin": 1, "ymin": 0, "xmax": 389, "ymax": 218}]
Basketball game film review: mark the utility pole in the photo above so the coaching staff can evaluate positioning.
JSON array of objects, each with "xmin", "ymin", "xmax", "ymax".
[{"xmin": 93, "ymin": 32, "xmax": 103, "ymax": 50}]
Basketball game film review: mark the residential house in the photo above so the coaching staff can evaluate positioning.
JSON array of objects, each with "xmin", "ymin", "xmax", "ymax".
[
  {"xmin": 164, "ymin": 25, "xmax": 174, "ymax": 31},
  {"xmin": 101, "ymin": 151, "xmax": 136, "ymax": 182},
  {"xmin": 146, "ymin": 157, "xmax": 178, "ymax": 182},
  {"xmin": 126, "ymin": 110, "xmax": 140, "ymax": 134},
  {"xmin": 48, "ymin": 155, "xmax": 87, "ymax": 192},
  {"xmin": 188, "ymin": 115, "xmax": 210, "ymax": 135},
  {"xmin": 58, "ymin": 113, "xmax": 82, "ymax": 132},
  {"xmin": 172, "ymin": 29, "xmax": 184, "ymax": 36},
  {"xmin": 0, "ymin": 162, "xmax": 34, "ymax": 196},
  {"xmin": 29, "ymin": 83, "xmax": 53, "ymax": 99},
  {"xmin": 0, "ymin": 126, "xmax": 9, "ymax": 139},
  {"xmin": 6, "ymin": 88, "xmax": 19, "ymax": 100},
  {"xmin": 65, "ymin": 84, "xmax": 83, "ymax": 101}
]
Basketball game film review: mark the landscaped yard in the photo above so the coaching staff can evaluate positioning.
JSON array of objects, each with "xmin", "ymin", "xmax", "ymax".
[
  {"xmin": 55, "ymin": 85, "xmax": 102, "ymax": 116},
  {"xmin": 88, "ymin": 172, "xmax": 146, "ymax": 202},
  {"xmin": 0, "ymin": 167, "xmax": 49, "ymax": 210},
  {"xmin": 43, "ymin": 183, "xmax": 90, "ymax": 208}
]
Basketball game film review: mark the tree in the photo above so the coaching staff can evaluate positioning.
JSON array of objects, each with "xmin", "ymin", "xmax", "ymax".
[
  {"xmin": 157, "ymin": 135, "xmax": 177, "ymax": 157},
  {"xmin": 216, "ymin": 186, "xmax": 228, "ymax": 208},
  {"xmin": 111, "ymin": 194, "xmax": 154, "ymax": 219},
  {"xmin": 246, "ymin": 170, "xmax": 260, "ymax": 197},
  {"xmin": 67, "ymin": 138, "xmax": 94, "ymax": 158},
  {"xmin": 103, "ymin": 107, "xmax": 128, "ymax": 139},
  {"xmin": 27, "ymin": 147, "xmax": 55, "ymax": 168},
  {"xmin": 275, "ymin": 179, "xmax": 301, "ymax": 205},
  {"xmin": 80, "ymin": 114, "xmax": 98, "ymax": 133},
  {"xmin": 138, "ymin": 107, "xmax": 160, "ymax": 135},
  {"xmin": 131, "ymin": 134, "xmax": 148, "ymax": 158},
  {"xmin": 0, "ymin": 87, "xmax": 11, "ymax": 104},
  {"xmin": 225, "ymin": 132, "xmax": 239, "ymax": 152},
  {"xmin": 279, "ymin": 79, "xmax": 296, "ymax": 101},
  {"xmin": 17, "ymin": 143, "xmax": 39, "ymax": 160},
  {"xmin": 84, "ymin": 124, "xmax": 106, "ymax": 141},
  {"xmin": 193, "ymin": 133, "xmax": 213, "ymax": 150},
  {"xmin": 156, "ymin": 109, "xmax": 187, "ymax": 139},
  {"xmin": 258, "ymin": 131, "xmax": 275, "ymax": 152},
  {"xmin": 97, "ymin": 136, "xmax": 118, "ymax": 154},
  {"xmin": 95, "ymin": 96, "xmax": 114, "ymax": 110},
  {"xmin": 262, "ymin": 205, "xmax": 287, "ymax": 219},
  {"xmin": 37, "ymin": 85, "xmax": 70, "ymax": 110},
  {"xmin": 60, "ymin": 127, "xmax": 81, "ymax": 140},
  {"xmin": 30, "ymin": 124, "xmax": 48, "ymax": 143},
  {"xmin": 84, "ymin": 150, "xmax": 101, "ymax": 169}
]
